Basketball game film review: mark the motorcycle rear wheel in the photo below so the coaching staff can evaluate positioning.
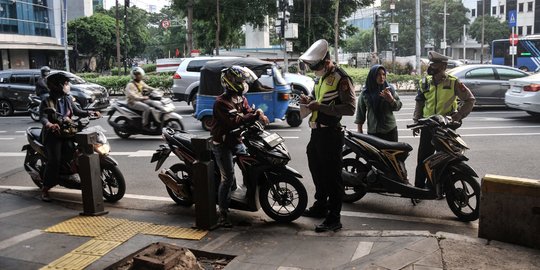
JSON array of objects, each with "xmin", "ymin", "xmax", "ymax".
[
  {"xmin": 342, "ymin": 158, "xmax": 368, "ymax": 203},
  {"xmin": 164, "ymin": 119, "xmax": 185, "ymax": 131},
  {"xmin": 165, "ymin": 163, "xmax": 194, "ymax": 207},
  {"xmin": 101, "ymin": 164, "xmax": 126, "ymax": 202},
  {"xmin": 30, "ymin": 111, "xmax": 40, "ymax": 122},
  {"xmin": 259, "ymin": 174, "xmax": 308, "ymax": 223},
  {"xmin": 445, "ymin": 173, "xmax": 480, "ymax": 222},
  {"xmin": 26, "ymin": 153, "xmax": 45, "ymax": 188}
]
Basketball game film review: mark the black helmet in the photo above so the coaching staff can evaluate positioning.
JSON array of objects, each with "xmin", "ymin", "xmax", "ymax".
[
  {"xmin": 220, "ymin": 65, "xmax": 257, "ymax": 95},
  {"xmin": 46, "ymin": 72, "xmax": 70, "ymax": 96},
  {"xmin": 40, "ymin": 66, "xmax": 51, "ymax": 77}
]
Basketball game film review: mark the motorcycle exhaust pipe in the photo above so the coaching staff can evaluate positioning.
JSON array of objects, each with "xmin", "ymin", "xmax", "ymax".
[
  {"xmin": 342, "ymin": 169, "xmax": 367, "ymax": 187},
  {"xmin": 158, "ymin": 169, "xmax": 189, "ymax": 198}
]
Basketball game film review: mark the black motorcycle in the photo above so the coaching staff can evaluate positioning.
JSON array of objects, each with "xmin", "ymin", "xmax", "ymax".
[
  {"xmin": 28, "ymin": 95, "xmax": 41, "ymax": 122},
  {"xmin": 341, "ymin": 115, "xmax": 480, "ymax": 222},
  {"xmin": 22, "ymin": 108, "xmax": 126, "ymax": 202},
  {"xmin": 151, "ymin": 119, "xmax": 308, "ymax": 223}
]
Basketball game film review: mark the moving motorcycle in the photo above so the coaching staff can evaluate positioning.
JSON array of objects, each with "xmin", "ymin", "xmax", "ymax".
[
  {"xmin": 150, "ymin": 119, "xmax": 308, "ymax": 223},
  {"xmin": 22, "ymin": 108, "xmax": 126, "ymax": 202},
  {"xmin": 28, "ymin": 95, "xmax": 41, "ymax": 122},
  {"xmin": 107, "ymin": 90, "xmax": 184, "ymax": 138},
  {"xmin": 341, "ymin": 115, "xmax": 480, "ymax": 222}
]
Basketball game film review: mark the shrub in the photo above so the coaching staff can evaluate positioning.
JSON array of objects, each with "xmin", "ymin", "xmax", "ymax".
[
  {"xmin": 141, "ymin": 64, "xmax": 156, "ymax": 73},
  {"xmin": 85, "ymin": 74, "xmax": 173, "ymax": 96}
]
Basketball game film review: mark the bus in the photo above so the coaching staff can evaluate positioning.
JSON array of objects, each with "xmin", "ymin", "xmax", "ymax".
[{"xmin": 492, "ymin": 35, "xmax": 540, "ymax": 72}]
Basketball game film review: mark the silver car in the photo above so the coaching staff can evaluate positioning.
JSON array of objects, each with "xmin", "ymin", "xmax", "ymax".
[
  {"xmin": 448, "ymin": 64, "xmax": 528, "ymax": 106},
  {"xmin": 505, "ymin": 72, "xmax": 540, "ymax": 117}
]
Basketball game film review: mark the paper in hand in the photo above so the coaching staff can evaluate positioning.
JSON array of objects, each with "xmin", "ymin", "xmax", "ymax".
[{"xmin": 300, "ymin": 104, "xmax": 312, "ymax": 119}]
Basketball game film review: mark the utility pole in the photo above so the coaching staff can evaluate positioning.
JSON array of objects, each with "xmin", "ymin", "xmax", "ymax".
[
  {"xmin": 480, "ymin": 0, "xmax": 485, "ymax": 63},
  {"xmin": 439, "ymin": 0, "xmax": 448, "ymax": 55},
  {"xmin": 334, "ymin": 0, "xmax": 340, "ymax": 64},
  {"xmin": 115, "ymin": 0, "xmax": 121, "ymax": 75},
  {"xmin": 373, "ymin": 12, "xmax": 378, "ymax": 63},
  {"xmin": 187, "ymin": 0, "xmax": 193, "ymax": 57},
  {"xmin": 415, "ymin": 0, "xmax": 421, "ymax": 75},
  {"xmin": 463, "ymin": 24, "xmax": 466, "ymax": 60},
  {"xmin": 390, "ymin": 0, "xmax": 395, "ymax": 73},
  {"xmin": 215, "ymin": 0, "xmax": 220, "ymax": 55},
  {"xmin": 283, "ymin": 3, "xmax": 288, "ymax": 72},
  {"xmin": 62, "ymin": 0, "xmax": 69, "ymax": 71},
  {"xmin": 124, "ymin": 0, "xmax": 128, "ymax": 75}
]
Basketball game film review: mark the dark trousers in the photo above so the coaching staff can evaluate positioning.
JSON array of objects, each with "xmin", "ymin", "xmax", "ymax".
[
  {"xmin": 414, "ymin": 129, "xmax": 434, "ymax": 188},
  {"xmin": 43, "ymin": 134, "xmax": 74, "ymax": 189},
  {"xmin": 369, "ymin": 127, "xmax": 398, "ymax": 142},
  {"xmin": 307, "ymin": 127, "xmax": 344, "ymax": 222}
]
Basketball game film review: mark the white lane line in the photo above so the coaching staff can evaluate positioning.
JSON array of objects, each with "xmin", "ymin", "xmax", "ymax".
[
  {"xmin": 15, "ymin": 131, "xmax": 25, "ymax": 133},
  {"xmin": 396, "ymin": 133, "xmax": 540, "ymax": 139},
  {"xmin": 201, "ymin": 232, "xmax": 241, "ymax": 251},
  {"xmin": 0, "ymin": 230, "xmax": 43, "ymax": 251},
  {"xmin": 341, "ymin": 210, "xmax": 478, "ymax": 229},
  {"xmin": 0, "ymin": 205, "xmax": 42, "ymax": 219},
  {"xmin": 397, "ymin": 125, "xmax": 540, "ymax": 132},
  {"xmin": 0, "ymin": 138, "xmax": 15, "ymax": 141},
  {"xmin": 351, "ymin": 241, "xmax": 374, "ymax": 261},
  {"xmin": 0, "ymin": 131, "xmax": 6, "ymax": 133},
  {"xmin": 282, "ymin": 136, "xmax": 299, "ymax": 139}
]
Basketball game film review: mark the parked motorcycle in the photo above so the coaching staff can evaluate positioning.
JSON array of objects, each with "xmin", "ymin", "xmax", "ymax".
[
  {"xmin": 107, "ymin": 90, "xmax": 184, "ymax": 138},
  {"xmin": 150, "ymin": 119, "xmax": 308, "ymax": 223},
  {"xmin": 341, "ymin": 115, "xmax": 480, "ymax": 222},
  {"xmin": 28, "ymin": 95, "xmax": 41, "ymax": 122},
  {"xmin": 22, "ymin": 109, "xmax": 126, "ymax": 202}
]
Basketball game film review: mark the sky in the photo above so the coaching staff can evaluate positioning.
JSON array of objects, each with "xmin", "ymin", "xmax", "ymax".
[{"xmin": 103, "ymin": 0, "xmax": 172, "ymax": 13}]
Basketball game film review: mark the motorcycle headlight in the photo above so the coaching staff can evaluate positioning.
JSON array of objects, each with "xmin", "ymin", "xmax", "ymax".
[{"xmin": 94, "ymin": 143, "xmax": 110, "ymax": 155}]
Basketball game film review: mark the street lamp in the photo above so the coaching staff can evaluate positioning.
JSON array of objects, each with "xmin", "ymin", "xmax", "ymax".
[{"xmin": 438, "ymin": 0, "xmax": 448, "ymax": 55}]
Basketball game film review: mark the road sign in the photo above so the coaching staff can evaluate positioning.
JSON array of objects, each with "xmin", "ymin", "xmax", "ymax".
[
  {"xmin": 509, "ymin": 33, "xmax": 519, "ymax": 45},
  {"xmin": 391, "ymin": 34, "xmax": 398, "ymax": 42},
  {"xmin": 161, "ymin": 19, "xmax": 171, "ymax": 29},
  {"xmin": 509, "ymin": 46, "xmax": 517, "ymax": 55},
  {"xmin": 440, "ymin": 41, "xmax": 447, "ymax": 50},
  {"xmin": 508, "ymin": 10, "xmax": 517, "ymax": 27},
  {"xmin": 390, "ymin": 23, "xmax": 399, "ymax": 34}
]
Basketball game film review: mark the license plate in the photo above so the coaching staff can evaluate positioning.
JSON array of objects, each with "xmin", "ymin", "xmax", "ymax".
[
  {"xmin": 262, "ymin": 133, "xmax": 284, "ymax": 148},
  {"xmin": 511, "ymin": 87, "xmax": 522, "ymax": 93}
]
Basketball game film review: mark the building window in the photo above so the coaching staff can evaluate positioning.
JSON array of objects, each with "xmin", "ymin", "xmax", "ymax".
[
  {"xmin": 500, "ymin": 5, "xmax": 505, "ymax": 14},
  {"xmin": 519, "ymin": 3, "xmax": 524, "ymax": 12},
  {"xmin": 518, "ymin": 26, "xmax": 523, "ymax": 36},
  {"xmin": 528, "ymin": 2, "xmax": 533, "ymax": 12},
  {"xmin": 471, "ymin": 8, "xmax": 476, "ymax": 17},
  {"xmin": 0, "ymin": 0, "xmax": 54, "ymax": 37},
  {"xmin": 492, "ymin": 6, "xmax": 497, "ymax": 15},
  {"xmin": 527, "ymin": 25, "xmax": 533, "ymax": 35}
]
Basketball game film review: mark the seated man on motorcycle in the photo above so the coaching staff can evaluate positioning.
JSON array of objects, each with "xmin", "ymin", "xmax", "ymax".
[
  {"xmin": 39, "ymin": 72, "xmax": 100, "ymax": 202},
  {"xmin": 125, "ymin": 67, "xmax": 162, "ymax": 130},
  {"xmin": 210, "ymin": 66, "xmax": 269, "ymax": 227},
  {"xmin": 35, "ymin": 66, "xmax": 50, "ymax": 99}
]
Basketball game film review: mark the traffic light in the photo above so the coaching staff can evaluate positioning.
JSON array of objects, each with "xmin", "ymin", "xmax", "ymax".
[{"xmin": 125, "ymin": 0, "xmax": 130, "ymax": 7}]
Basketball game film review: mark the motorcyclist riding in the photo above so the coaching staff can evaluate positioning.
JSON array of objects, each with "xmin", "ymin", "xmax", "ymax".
[
  {"xmin": 210, "ymin": 65, "xmax": 269, "ymax": 227},
  {"xmin": 39, "ymin": 72, "xmax": 100, "ymax": 202},
  {"xmin": 124, "ymin": 67, "xmax": 162, "ymax": 130},
  {"xmin": 35, "ymin": 66, "xmax": 50, "ymax": 99}
]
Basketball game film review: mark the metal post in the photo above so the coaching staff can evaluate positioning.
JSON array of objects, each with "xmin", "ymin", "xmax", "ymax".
[
  {"xmin": 415, "ymin": 0, "xmax": 421, "ymax": 75},
  {"xmin": 191, "ymin": 137, "xmax": 218, "ymax": 230},
  {"xmin": 282, "ymin": 2, "xmax": 288, "ymax": 73},
  {"xmin": 62, "ymin": 0, "xmax": 69, "ymax": 72},
  {"xmin": 511, "ymin": 26, "xmax": 515, "ymax": 68},
  {"xmin": 481, "ymin": 0, "xmax": 485, "ymax": 64},
  {"xmin": 442, "ymin": 0, "xmax": 447, "ymax": 55},
  {"xmin": 463, "ymin": 24, "xmax": 466, "ymax": 60},
  {"xmin": 123, "ymin": 0, "xmax": 128, "ymax": 75},
  {"xmin": 76, "ymin": 131, "xmax": 108, "ymax": 216},
  {"xmin": 115, "ymin": 0, "xmax": 121, "ymax": 75},
  {"xmin": 391, "ymin": 1, "xmax": 395, "ymax": 73}
]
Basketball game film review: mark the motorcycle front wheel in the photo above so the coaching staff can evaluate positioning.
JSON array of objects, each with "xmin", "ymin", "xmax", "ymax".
[
  {"xmin": 165, "ymin": 163, "xmax": 194, "ymax": 207},
  {"xmin": 101, "ymin": 164, "xmax": 126, "ymax": 202},
  {"xmin": 445, "ymin": 172, "xmax": 480, "ymax": 222},
  {"xmin": 113, "ymin": 116, "xmax": 131, "ymax": 139},
  {"xmin": 30, "ymin": 111, "xmax": 40, "ymax": 122},
  {"xmin": 259, "ymin": 174, "xmax": 308, "ymax": 223}
]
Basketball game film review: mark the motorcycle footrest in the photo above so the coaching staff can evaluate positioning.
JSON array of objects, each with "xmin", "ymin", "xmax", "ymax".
[{"xmin": 158, "ymin": 170, "xmax": 188, "ymax": 198}]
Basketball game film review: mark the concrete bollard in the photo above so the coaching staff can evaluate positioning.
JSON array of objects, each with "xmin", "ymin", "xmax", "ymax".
[
  {"xmin": 76, "ymin": 130, "xmax": 108, "ymax": 216},
  {"xmin": 191, "ymin": 137, "xmax": 218, "ymax": 230},
  {"xmin": 478, "ymin": 174, "xmax": 540, "ymax": 249}
]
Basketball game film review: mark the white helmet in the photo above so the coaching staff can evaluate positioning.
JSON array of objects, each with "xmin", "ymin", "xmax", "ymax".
[
  {"xmin": 299, "ymin": 39, "xmax": 330, "ymax": 70},
  {"xmin": 130, "ymin": 67, "xmax": 145, "ymax": 79}
]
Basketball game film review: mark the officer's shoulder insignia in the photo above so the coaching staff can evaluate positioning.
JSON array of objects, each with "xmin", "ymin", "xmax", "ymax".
[{"xmin": 326, "ymin": 75, "xmax": 336, "ymax": 85}]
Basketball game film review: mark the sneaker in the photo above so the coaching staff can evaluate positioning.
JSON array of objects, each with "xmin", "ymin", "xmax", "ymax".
[
  {"xmin": 315, "ymin": 220, "xmax": 342, "ymax": 233},
  {"xmin": 302, "ymin": 206, "xmax": 328, "ymax": 218},
  {"xmin": 41, "ymin": 188, "xmax": 51, "ymax": 202}
]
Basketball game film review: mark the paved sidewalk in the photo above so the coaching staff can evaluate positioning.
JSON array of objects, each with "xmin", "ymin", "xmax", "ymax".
[{"xmin": 0, "ymin": 188, "xmax": 538, "ymax": 270}]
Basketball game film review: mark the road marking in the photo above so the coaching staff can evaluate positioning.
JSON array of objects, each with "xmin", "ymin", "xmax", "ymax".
[
  {"xmin": 201, "ymin": 232, "xmax": 240, "ymax": 251},
  {"xmin": 282, "ymin": 136, "xmax": 299, "ymax": 139},
  {"xmin": 0, "ymin": 138, "xmax": 15, "ymax": 141},
  {"xmin": 340, "ymin": 210, "xmax": 478, "ymax": 229},
  {"xmin": 351, "ymin": 241, "xmax": 374, "ymax": 261},
  {"xmin": 0, "ymin": 229, "xmax": 43, "ymax": 251},
  {"xmin": 15, "ymin": 131, "xmax": 25, "ymax": 133},
  {"xmin": 397, "ymin": 125, "xmax": 540, "ymax": 132},
  {"xmin": 0, "ymin": 205, "xmax": 42, "ymax": 219},
  {"xmin": 0, "ymin": 131, "xmax": 6, "ymax": 133}
]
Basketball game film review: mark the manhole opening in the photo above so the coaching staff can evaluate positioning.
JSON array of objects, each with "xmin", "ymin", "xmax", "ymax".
[{"xmin": 105, "ymin": 242, "xmax": 235, "ymax": 270}]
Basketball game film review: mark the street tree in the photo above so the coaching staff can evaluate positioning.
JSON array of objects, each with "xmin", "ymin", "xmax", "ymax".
[
  {"xmin": 425, "ymin": 0, "xmax": 469, "ymax": 51},
  {"xmin": 343, "ymin": 30, "xmax": 373, "ymax": 52},
  {"xmin": 469, "ymin": 15, "xmax": 510, "ymax": 50},
  {"xmin": 145, "ymin": 6, "xmax": 187, "ymax": 60}
]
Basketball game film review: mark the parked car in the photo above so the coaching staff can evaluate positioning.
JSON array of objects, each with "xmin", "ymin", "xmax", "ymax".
[
  {"xmin": 172, "ymin": 56, "xmax": 239, "ymax": 110},
  {"xmin": 446, "ymin": 59, "xmax": 465, "ymax": 69},
  {"xmin": 447, "ymin": 64, "xmax": 529, "ymax": 106},
  {"xmin": 505, "ymin": 72, "xmax": 540, "ymax": 117},
  {"xmin": 0, "ymin": 69, "xmax": 109, "ymax": 116},
  {"xmin": 172, "ymin": 57, "xmax": 315, "ymax": 110}
]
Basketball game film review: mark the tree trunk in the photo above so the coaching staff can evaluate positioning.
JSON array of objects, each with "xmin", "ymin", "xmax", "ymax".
[
  {"xmin": 334, "ymin": 0, "xmax": 340, "ymax": 63},
  {"xmin": 187, "ymin": 0, "xmax": 193, "ymax": 57},
  {"xmin": 215, "ymin": 0, "xmax": 220, "ymax": 55}
]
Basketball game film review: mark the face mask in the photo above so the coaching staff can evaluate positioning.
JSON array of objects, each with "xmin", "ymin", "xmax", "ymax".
[
  {"xmin": 314, "ymin": 68, "xmax": 327, "ymax": 77},
  {"xmin": 62, "ymin": 83, "xmax": 70, "ymax": 95},
  {"xmin": 241, "ymin": 82, "xmax": 249, "ymax": 95}
]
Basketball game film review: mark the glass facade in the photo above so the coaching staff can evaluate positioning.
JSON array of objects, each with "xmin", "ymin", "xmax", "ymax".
[{"xmin": 0, "ymin": 0, "xmax": 55, "ymax": 37}]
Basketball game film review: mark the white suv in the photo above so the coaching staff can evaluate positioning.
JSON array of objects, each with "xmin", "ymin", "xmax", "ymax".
[{"xmin": 172, "ymin": 56, "xmax": 238, "ymax": 109}]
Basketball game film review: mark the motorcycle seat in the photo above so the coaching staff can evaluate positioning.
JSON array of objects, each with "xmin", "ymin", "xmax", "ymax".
[
  {"xmin": 117, "ymin": 101, "xmax": 144, "ymax": 114},
  {"xmin": 28, "ymin": 127, "xmax": 42, "ymax": 142},
  {"xmin": 349, "ymin": 131, "xmax": 413, "ymax": 152},
  {"xmin": 172, "ymin": 132, "xmax": 197, "ymax": 152}
]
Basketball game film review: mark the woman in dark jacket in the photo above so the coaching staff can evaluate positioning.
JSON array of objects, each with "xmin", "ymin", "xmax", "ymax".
[
  {"xmin": 39, "ymin": 72, "xmax": 99, "ymax": 201},
  {"xmin": 355, "ymin": 65, "xmax": 402, "ymax": 142}
]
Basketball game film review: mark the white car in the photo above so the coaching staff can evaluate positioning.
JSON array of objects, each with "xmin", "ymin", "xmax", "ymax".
[{"xmin": 505, "ymin": 72, "xmax": 540, "ymax": 116}]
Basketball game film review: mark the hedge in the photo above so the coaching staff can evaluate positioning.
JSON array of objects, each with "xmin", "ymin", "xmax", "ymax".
[
  {"xmin": 84, "ymin": 74, "xmax": 173, "ymax": 96},
  {"xmin": 341, "ymin": 67, "xmax": 420, "ymax": 92}
]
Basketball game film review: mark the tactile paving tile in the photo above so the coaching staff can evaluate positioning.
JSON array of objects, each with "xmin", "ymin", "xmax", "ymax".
[
  {"xmin": 71, "ymin": 239, "xmax": 121, "ymax": 256},
  {"xmin": 140, "ymin": 224, "xmax": 182, "ymax": 236},
  {"xmin": 44, "ymin": 222, "xmax": 113, "ymax": 237},
  {"xmin": 39, "ymin": 253, "xmax": 100, "ymax": 270},
  {"xmin": 94, "ymin": 221, "xmax": 152, "ymax": 242},
  {"xmin": 166, "ymin": 227, "xmax": 208, "ymax": 240}
]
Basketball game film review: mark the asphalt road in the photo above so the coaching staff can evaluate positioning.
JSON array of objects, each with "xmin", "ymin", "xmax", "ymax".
[{"xmin": 1, "ymin": 94, "xmax": 539, "ymax": 235}]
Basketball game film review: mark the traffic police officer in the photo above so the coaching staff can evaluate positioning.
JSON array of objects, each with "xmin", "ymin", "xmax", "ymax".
[
  {"xmin": 413, "ymin": 51, "xmax": 476, "ymax": 189},
  {"xmin": 299, "ymin": 39, "xmax": 356, "ymax": 232}
]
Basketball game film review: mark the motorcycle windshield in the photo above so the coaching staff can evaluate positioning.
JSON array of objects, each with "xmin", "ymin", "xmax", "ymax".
[{"xmin": 84, "ymin": 125, "xmax": 108, "ymax": 144}]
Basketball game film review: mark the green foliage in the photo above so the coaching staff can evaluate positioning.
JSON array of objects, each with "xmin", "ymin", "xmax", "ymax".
[
  {"xmin": 469, "ymin": 15, "xmax": 511, "ymax": 49},
  {"xmin": 341, "ymin": 67, "xmax": 419, "ymax": 91},
  {"xmin": 84, "ymin": 74, "xmax": 173, "ymax": 96},
  {"xmin": 344, "ymin": 30, "xmax": 374, "ymax": 53}
]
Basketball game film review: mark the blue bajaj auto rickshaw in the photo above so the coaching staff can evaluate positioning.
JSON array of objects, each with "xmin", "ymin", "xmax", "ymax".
[{"xmin": 194, "ymin": 58, "xmax": 302, "ymax": 131}]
